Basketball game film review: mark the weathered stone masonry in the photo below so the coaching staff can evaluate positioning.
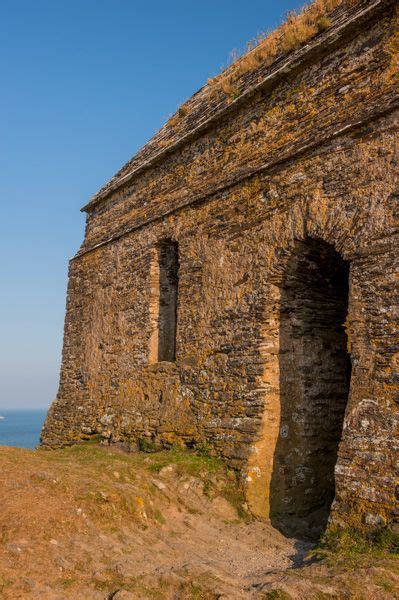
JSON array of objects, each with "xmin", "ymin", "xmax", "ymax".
[{"xmin": 42, "ymin": 0, "xmax": 399, "ymax": 536}]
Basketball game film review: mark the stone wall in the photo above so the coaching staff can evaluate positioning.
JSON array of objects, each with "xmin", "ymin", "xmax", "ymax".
[{"xmin": 42, "ymin": 0, "xmax": 399, "ymax": 536}]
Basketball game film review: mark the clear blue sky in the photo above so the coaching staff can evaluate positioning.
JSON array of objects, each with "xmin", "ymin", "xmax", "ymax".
[{"xmin": 0, "ymin": 0, "xmax": 302, "ymax": 410}]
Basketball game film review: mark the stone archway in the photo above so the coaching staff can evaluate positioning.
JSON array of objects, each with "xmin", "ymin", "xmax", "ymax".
[
  {"xmin": 269, "ymin": 238, "xmax": 351, "ymax": 538},
  {"xmin": 246, "ymin": 237, "xmax": 351, "ymax": 539}
]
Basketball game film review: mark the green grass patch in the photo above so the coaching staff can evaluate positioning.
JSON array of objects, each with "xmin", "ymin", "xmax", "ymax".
[
  {"xmin": 59, "ymin": 578, "xmax": 76, "ymax": 589},
  {"xmin": 319, "ymin": 526, "xmax": 399, "ymax": 556},
  {"xmin": 190, "ymin": 582, "xmax": 207, "ymax": 597},
  {"xmin": 375, "ymin": 575, "xmax": 396, "ymax": 594},
  {"xmin": 221, "ymin": 481, "xmax": 252, "ymax": 523},
  {"xmin": 37, "ymin": 441, "xmax": 225, "ymax": 478},
  {"xmin": 0, "ymin": 576, "xmax": 13, "ymax": 593},
  {"xmin": 153, "ymin": 509, "xmax": 167, "ymax": 525},
  {"xmin": 312, "ymin": 525, "xmax": 399, "ymax": 570},
  {"xmin": 138, "ymin": 437, "xmax": 158, "ymax": 453},
  {"xmin": 143, "ymin": 446, "xmax": 226, "ymax": 479}
]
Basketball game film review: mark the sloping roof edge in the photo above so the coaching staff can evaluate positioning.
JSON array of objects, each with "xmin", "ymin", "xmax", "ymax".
[{"xmin": 82, "ymin": 0, "xmax": 391, "ymax": 213}]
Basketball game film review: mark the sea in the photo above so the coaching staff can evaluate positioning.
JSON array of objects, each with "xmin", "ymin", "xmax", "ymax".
[{"xmin": 0, "ymin": 409, "xmax": 47, "ymax": 449}]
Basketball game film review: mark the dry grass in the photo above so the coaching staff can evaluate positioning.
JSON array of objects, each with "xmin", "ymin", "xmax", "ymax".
[
  {"xmin": 214, "ymin": 0, "xmax": 362, "ymax": 99},
  {"xmin": 1, "ymin": 444, "xmax": 398, "ymax": 598},
  {"xmin": 166, "ymin": 0, "xmax": 363, "ymax": 126},
  {"xmin": 160, "ymin": 0, "xmax": 362, "ymax": 131},
  {"xmin": 0, "ymin": 444, "xmax": 248, "ymax": 598}
]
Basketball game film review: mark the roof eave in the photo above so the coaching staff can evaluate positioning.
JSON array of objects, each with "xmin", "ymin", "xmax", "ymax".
[{"xmin": 81, "ymin": 0, "xmax": 392, "ymax": 214}]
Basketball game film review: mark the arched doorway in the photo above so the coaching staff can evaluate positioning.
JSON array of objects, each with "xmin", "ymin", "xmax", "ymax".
[{"xmin": 270, "ymin": 238, "xmax": 351, "ymax": 539}]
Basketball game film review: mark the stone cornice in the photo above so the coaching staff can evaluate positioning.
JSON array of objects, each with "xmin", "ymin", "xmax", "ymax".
[{"xmin": 72, "ymin": 102, "xmax": 399, "ymax": 260}]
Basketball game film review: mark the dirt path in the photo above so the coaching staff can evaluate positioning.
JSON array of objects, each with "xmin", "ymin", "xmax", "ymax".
[{"xmin": 0, "ymin": 445, "xmax": 397, "ymax": 599}]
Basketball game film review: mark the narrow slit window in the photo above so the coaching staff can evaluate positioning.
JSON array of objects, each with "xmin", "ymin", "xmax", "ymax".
[{"xmin": 149, "ymin": 240, "xmax": 179, "ymax": 363}]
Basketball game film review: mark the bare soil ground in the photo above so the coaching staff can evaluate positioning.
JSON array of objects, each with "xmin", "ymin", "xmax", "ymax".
[{"xmin": 0, "ymin": 444, "xmax": 397, "ymax": 599}]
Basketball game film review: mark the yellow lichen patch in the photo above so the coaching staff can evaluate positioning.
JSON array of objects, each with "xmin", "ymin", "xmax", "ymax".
[{"xmin": 384, "ymin": 5, "xmax": 399, "ymax": 82}]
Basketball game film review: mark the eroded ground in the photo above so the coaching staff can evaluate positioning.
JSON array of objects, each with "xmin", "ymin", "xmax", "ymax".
[{"xmin": 0, "ymin": 444, "xmax": 397, "ymax": 599}]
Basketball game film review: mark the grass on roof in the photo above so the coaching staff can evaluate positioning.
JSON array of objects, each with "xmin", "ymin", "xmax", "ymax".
[
  {"xmin": 169, "ymin": 0, "xmax": 362, "ymax": 122},
  {"xmin": 213, "ymin": 0, "xmax": 362, "ymax": 99}
]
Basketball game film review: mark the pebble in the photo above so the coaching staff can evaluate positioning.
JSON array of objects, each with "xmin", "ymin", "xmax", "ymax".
[{"xmin": 152, "ymin": 479, "xmax": 166, "ymax": 490}]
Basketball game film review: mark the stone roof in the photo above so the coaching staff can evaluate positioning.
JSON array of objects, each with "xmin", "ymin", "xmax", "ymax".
[{"xmin": 82, "ymin": 0, "xmax": 389, "ymax": 212}]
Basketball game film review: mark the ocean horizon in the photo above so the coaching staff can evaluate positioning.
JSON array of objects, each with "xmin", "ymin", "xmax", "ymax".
[{"xmin": 0, "ymin": 409, "xmax": 47, "ymax": 449}]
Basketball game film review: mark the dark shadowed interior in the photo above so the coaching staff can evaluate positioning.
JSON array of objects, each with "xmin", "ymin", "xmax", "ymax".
[
  {"xmin": 270, "ymin": 238, "xmax": 351, "ymax": 539},
  {"xmin": 157, "ymin": 240, "xmax": 179, "ymax": 362}
]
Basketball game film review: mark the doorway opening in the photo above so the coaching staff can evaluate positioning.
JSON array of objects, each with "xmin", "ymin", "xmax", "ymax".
[{"xmin": 270, "ymin": 238, "xmax": 351, "ymax": 539}]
